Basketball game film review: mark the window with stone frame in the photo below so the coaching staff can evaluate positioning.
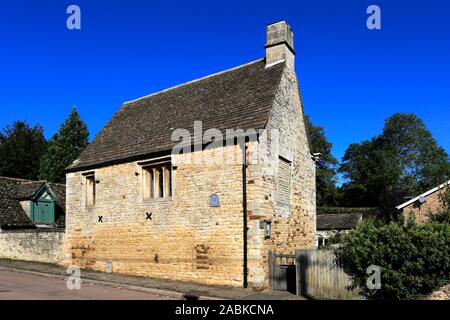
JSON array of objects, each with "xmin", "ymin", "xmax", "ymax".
[
  {"xmin": 142, "ymin": 160, "xmax": 172, "ymax": 200},
  {"xmin": 277, "ymin": 156, "xmax": 292, "ymax": 208},
  {"xmin": 84, "ymin": 173, "xmax": 96, "ymax": 207}
]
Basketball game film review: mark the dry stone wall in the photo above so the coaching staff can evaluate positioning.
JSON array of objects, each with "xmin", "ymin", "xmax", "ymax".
[{"xmin": 0, "ymin": 229, "xmax": 65, "ymax": 263}]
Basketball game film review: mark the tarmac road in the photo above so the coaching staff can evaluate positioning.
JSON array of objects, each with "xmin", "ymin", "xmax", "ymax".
[{"xmin": 0, "ymin": 268, "xmax": 176, "ymax": 300}]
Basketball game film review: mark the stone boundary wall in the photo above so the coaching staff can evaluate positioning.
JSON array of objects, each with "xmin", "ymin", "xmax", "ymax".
[{"xmin": 0, "ymin": 229, "xmax": 65, "ymax": 263}]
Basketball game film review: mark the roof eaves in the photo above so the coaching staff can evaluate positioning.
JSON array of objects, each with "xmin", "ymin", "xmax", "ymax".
[{"xmin": 396, "ymin": 180, "xmax": 450, "ymax": 210}]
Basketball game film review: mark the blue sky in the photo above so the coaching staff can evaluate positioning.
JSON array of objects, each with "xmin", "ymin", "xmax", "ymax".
[{"xmin": 0, "ymin": 0, "xmax": 449, "ymax": 163}]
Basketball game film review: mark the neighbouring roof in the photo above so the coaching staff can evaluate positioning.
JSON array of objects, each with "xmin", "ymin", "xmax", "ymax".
[
  {"xmin": 48, "ymin": 183, "xmax": 66, "ymax": 211},
  {"xmin": 396, "ymin": 180, "xmax": 450, "ymax": 210},
  {"xmin": 317, "ymin": 207, "xmax": 380, "ymax": 216},
  {"xmin": 317, "ymin": 213, "xmax": 363, "ymax": 231},
  {"xmin": 0, "ymin": 177, "xmax": 65, "ymax": 228},
  {"xmin": 67, "ymin": 58, "xmax": 286, "ymax": 172}
]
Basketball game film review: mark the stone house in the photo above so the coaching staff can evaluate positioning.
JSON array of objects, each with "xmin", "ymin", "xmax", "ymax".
[
  {"xmin": 396, "ymin": 180, "xmax": 450, "ymax": 222},
  {"xmin": 316, "ymin": 213, "xmax": 363, "ymax": 248},
  {"xmin": 63, "ymin": 21, "xmax": 317, "ymax": 288}
]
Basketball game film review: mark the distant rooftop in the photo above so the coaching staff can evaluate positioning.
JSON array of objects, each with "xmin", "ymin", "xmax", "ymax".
[{"xmin": 317, "ymin": 213, "xmax": 363, "ymax": 231}]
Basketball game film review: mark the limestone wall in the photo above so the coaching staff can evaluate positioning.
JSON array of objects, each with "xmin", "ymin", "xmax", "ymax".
[
  {"xmin": 246, "ymin": 66, "xmax": 317, "ymax": 287},
  {"xmin": 64, "ymin": 145, "xmax": 248, "ymax": 287},
  {"xmin": 0, "ymin": 229, "xmax": 65, "ymax": 263}
]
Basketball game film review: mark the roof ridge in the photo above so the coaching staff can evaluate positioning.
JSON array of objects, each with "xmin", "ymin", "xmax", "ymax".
[
  {"xmin": 0, "ymin": 176, "xmax": 35, "ymax": 182},
  {"xmin": 0, "ymin": 176, "xmax": 65, "ymax": 186},
  {"xmin": 48, "ymin": 182, "xmax": 66, "ymax": 187},
  {"xmin": 21, "ymin": 180, "xmax": 46, "ymax": 184},
  {"xmin": 123, "ymin": 58, "xmax": 266, "ymax": 104}
]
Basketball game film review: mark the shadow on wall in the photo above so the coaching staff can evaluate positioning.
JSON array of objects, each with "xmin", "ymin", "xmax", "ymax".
[{"xmin": 298, "ymin": 253, "xmax": 312, "ymax": 299}]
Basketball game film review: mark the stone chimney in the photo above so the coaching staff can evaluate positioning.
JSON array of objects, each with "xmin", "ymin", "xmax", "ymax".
[{"xmin": 265, "ymin": 21, "xmax": 295, "ymax": 69}]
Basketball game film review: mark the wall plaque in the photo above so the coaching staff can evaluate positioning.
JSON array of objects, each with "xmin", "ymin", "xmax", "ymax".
[{"xmin": 209, "ymin": 194, "xmax": 220, "ymax": 207}]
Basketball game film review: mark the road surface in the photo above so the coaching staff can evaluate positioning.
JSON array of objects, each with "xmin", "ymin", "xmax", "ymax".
[{"xmin": 0, "ymin": 268, "xmax": 176, "ymax": 300}]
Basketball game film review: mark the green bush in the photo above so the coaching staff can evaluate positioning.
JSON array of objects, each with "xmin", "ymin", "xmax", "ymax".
[{"xmin": 335, "ymin": 219, "xmax": 450, "ymax": 299}]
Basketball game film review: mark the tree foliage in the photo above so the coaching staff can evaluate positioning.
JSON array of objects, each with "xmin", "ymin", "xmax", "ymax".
[
  {"xmin": 339, "ymin": 113, "xmax": 450, "ymax": 218},
  {"xmin": 306, "ymin": 115, "xmax": 339, "ymax": 206},
  {"xmin": 428, "ymin": 186, "xmax": 450, "ymax": 223},
  {"xmin": 335, "ymin": 219, "xmax": 450, "ymax": 299},
  {"xmin": 39, "ymin": 107, "xmax": 89, "ymax": 183},
  {"xmin": 0, "ymin": 121, "xmax": 47, "ymax": 180}
]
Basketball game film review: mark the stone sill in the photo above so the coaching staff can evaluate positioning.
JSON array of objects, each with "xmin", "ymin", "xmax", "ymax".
[{"xmin": 140, "ymin": 198, "xmax": 174, "ymax": 206}]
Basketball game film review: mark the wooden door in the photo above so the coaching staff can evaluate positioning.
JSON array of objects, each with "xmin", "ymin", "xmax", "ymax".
[{"xmin": 32, "ymin": 201, "xmax": 55, "ymax": 224}]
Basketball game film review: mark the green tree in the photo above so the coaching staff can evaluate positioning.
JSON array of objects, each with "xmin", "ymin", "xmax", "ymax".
[
  {"xmin": 335, "ymin": 219, "xmax": 450, "ymax": 300},
  {"xmin": 39, "ymin": 107, "xmax": 89, "ymax": 183},
  {"xmin": 0, "ymin": 121, "xmax": 47, "ymax": 180},
  {"xmin": 339, "ymin": 113, "xmax": 450, "ymax": 218},
  {"xmin": 306, "ymin": 116, "xmax": 339, "ymax": 206}
]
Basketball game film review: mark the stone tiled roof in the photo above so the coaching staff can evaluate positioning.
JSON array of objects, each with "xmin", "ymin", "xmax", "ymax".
[
  {"xmin": 48, "ymin": 183, "xmax": 66, "ymax": 212},
  {"xmin": 317, "ymin": 213, "xmax": 363, "ymax": 231},
  {"xmin": 67, "ymin": 58, "xmax": 286, "ymax": 172},
  {"xmin": 0, "ymin": 177, "xmax": 66, "ymax": 228},
  {"xmin": 0, "ymin": 198, "xmax": 33, "ymax": 228}
]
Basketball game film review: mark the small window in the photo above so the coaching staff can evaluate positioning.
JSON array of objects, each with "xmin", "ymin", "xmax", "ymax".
[
  {"xmin": 318, "ymin": 237, "xmax": 324, "ymax": 248},
  {"xmin": 163, "ymin": 166, "xmax": 172, "ymax": 198},
  {"xmin": 264, "ymin": 221, "xmax": 272, "ymax": 239},
  {"xmin": 318, "ymin": 236, "xmax": 330, "ymax": 248},
  {"xmin": 143, "ymin": 168, "xmax": 154, "ymax": 200},
  {"xmin": 85, "ymin": 174, "xmax": 96, "ymax": 207},
  {"xmin": 142, "ymin": 162, "xmax": 172, "ymax": 200},
  {"xmin": 157, "ymin": 167, "xmax": 164, "ymax": 197}
]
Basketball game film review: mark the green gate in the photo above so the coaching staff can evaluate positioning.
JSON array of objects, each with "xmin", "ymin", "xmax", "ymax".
[
  {"xmin": 31, "ymin": 200, "xmax": 55, "ymax": 225},
  {"xmin": 30, "ymin": 187, "xmax": 56, "ymax": 225}
]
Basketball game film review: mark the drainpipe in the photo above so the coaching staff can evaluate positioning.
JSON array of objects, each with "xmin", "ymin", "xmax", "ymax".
[{"xmin": 241, "ymin": 142, "xmax": 248, "ymax": 288}]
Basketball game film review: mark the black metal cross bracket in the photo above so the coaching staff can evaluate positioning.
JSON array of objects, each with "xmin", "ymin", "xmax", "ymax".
[
  {"xmin": 146, "ymin": 212, "xmax": 153, "ymax": 221},
  {"xmin": 98, "ymin": 216, "xmax": 103, "ymax": 223}
]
